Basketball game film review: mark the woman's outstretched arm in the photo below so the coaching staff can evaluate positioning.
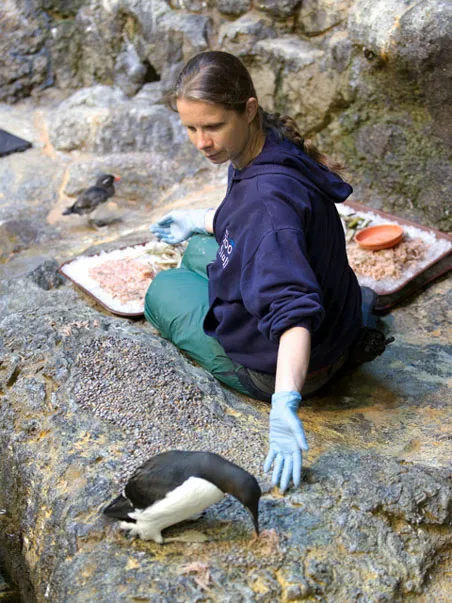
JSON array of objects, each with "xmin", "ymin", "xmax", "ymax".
[{"xmin": 275, "ymin": 326, "xmax": 311, "ymax": 393}]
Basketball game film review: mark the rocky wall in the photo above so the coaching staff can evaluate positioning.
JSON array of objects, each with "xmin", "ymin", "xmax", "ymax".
[{"xmin": 1, "ymin": 0, "xmax": 451, "ymax": 230}]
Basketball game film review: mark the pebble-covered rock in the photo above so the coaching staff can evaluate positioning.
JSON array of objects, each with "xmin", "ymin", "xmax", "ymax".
[{"xmin": 71, "ymin": 335, "xmax": 267, "ymax": 483}]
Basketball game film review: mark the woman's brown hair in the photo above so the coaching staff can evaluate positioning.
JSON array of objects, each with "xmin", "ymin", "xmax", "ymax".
[{"xmin": 169, "ymin": 51, "xmax": 342, "ymax": 173}]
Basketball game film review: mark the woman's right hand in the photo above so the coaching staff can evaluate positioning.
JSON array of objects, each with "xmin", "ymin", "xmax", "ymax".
[
  {"xmin": 149, "ymin": 209, "xmax": 209, "ymax": 244},
  {"xmin": 264, "ymin": 391, "xmax": 308, "ymax": 492}
]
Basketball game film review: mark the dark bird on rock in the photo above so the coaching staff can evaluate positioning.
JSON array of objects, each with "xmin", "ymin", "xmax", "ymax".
[
  {"xmin": 103, "ymin": 450, "xmax": 261, "ymax": 543},
  {"xmin": 62, "ymin": 174, "xmax": 120, "ymax": 216}
]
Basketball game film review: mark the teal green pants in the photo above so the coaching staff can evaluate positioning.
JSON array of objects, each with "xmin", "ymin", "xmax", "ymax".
[{"xmin": 144, "ymin": 236, "xmax": 252, "ymax": 395}]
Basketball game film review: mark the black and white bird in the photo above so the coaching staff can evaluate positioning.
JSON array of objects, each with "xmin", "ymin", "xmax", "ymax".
[
  {"xmin": 62, "ymin": 173, "xmax": 120, "ymax": 216},
  {"xmin": 103, "ymin": 451, "xmax": 261, "ymax": 543}
]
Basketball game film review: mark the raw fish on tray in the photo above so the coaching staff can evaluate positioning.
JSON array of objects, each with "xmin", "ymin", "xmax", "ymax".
[
  {"xmin": 60, "ymin": 241, "xmax": 185, "ymax": 315},
  {"xmin": 347, "ymin": 237, "xmax": 426, "ymax": 281},
  {"xmin": 88, "ymin": 259, "xmax": 156, "ymax": 304},
  {"xmin": 337, "ymin": 204, "xmax": 451, "ymax": 295}
]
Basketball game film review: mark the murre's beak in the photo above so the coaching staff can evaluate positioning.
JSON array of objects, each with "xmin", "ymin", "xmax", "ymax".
[
  {"xmin": 114, "ymin": 175, "xmax": 121, "ymax": 182},
  {"xmin": 248, "ymin": 508, "xmax": 259, "ymax": 537}
]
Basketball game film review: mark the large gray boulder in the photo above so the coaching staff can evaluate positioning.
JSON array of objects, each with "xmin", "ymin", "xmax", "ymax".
[
  {"xmin": 218, "ymin": 11, "xmax": 276, "ymax": 57},
  {"xmin": 0, "ymin": 267, "xmax": 451, "ymax": 602},
  {"xmin": 299, "ymin": 0, "xmax": 354, "ymax": 36},
  {"xmin": 249, "ymin": 36, "xmax": 346, "ymax": 134},
  {"xmin": 254, "ymin": 0, "xmax": 301, "ymax": 19},
  {"xmin": 62, "ymin": 151, "xmax": 206, "ymax": 206},
  {"xmin": 114, "ymin": 38, "xmax": 151, "ymax": 97},
  {"xmin": 0, "ymin": 1, "xmax": 50, "ymax": 102},
  {"xmin": 349, "ymin": 0, "xmax": 452, "ymax": 146},
  {"xmin": 46, "ymin": 85, "xmax": 194, "ymax": 159},
  {"xmin": 217, "ymin": 0, "xmax": 252, "ymax": 17}
]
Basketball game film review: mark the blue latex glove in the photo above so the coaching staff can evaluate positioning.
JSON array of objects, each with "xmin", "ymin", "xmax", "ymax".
[
  {"xmin": 264, "ymin": 391, "xmax": 308, "ymax": 492},
  {"xmin": 149, "ymin": 209, "xmax": 209, "ymax": 244}
]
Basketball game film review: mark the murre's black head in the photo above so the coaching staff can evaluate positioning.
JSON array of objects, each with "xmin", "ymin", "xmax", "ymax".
[
  {"xmin": 225, "ymin": 465, "xmax": 261, "ymax": 536},
  {"xmin": 103, "ymin": 493, "xmax": 136, "ymax": 522},
  {"xmin": 191, "ymin": 451, "xmax": 262, "ymax": 536},
  {"xmin": 96, "ymin": 174, "xmax": 120, "ymax": 188}
]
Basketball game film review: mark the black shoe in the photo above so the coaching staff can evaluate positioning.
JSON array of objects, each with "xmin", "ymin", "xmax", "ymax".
[{"xmin": 349, "ymin": 327, "xmax": 395, "ymax": 365}]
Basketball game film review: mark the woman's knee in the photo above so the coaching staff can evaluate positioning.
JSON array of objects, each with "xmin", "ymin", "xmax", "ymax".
[
  {"xmin": 144, "ymin": 267, "xmax": 209, "ymax": 336},
  {"xmin": 144, "ymin": 270, "xmax": 175, "ymax": 335},
  {"xmin": 182, "ymin": 234, "xmax": 219, "ymax": 277}
]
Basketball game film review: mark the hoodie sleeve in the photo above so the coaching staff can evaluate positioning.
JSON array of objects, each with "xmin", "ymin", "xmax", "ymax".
[{"xmin": 240, "ymin": 228, "xmax": 325, "ymax": 343}]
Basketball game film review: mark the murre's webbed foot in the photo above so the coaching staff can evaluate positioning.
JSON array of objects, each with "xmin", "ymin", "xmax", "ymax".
[{"xmin": 163, "ymin": 529, "xmax": 210, "ymax": 544}]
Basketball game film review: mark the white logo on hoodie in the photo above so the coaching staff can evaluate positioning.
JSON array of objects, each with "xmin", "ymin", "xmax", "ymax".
[{"xmin": 219, "ymin": 228, "xmax": 235, "ymax": 269}]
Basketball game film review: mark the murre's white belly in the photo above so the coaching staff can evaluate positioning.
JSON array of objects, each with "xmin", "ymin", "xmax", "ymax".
[{"xmin": 120, "ymin": 477, "xmax": 224, "ymax": 543}]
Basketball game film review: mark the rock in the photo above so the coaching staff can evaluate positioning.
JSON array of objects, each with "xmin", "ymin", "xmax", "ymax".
[
  {"xmin": 92, "ymin": 104, "xmax": 188, "ymax": 156},
  {"xmin": 158, "ymin": 10, "xmax": 211, "ymax": 52},
  {"xmin": 0, "ymin": 148, "xmax": 65, "ymax": 213},
  {"xmin": 218, "ymin": 11, "xmax": 276, "ymax": 57},
  {"xmin": 0, "ymin": 219, "xmax": 44, "ymax": 260},
  {"xmin": 299, "ymin": 0, "xmax": 354, "ymax": 36},
  {"xmin": 170, "ymin": 0, "xmax": 208, "ymax": 10},
  {"xmin": 254, "ymin": 0, "xmax": 301, "ymax": 19},
  {"xmin": 27, "ymin": 259, "xmax": 65, "ymax": 290},
  {"xmin": 0, "ymin": 4, "xmax": 452, "ymax": 600},
  {"xmin": 122, "ymin": 0, "xmax": 172, "ymax": 38},
  {"xmin": 134, "ymin": 81, "xmax": 165, "ymax": 104},
  {"xmin": 72, "ymin": 3, "xmax": 120, "ymax": 87},
  {"xmin": 348, "ymin": 0, "xmax": 449, "ymax": 66},
  {"xmin": 254, "ymin": 35, "xmax": 324, "ymax": 70},
  {"xmin": 0, "ymin": 100, "xmax": 452, "ymax": 600},
  {"xmin": 46, "ymin": 86, "xmax": 194, "ymax": 157},
  {"xmin": 251, "ymin": 36, "xmax": 343, "ymax": 133},
  {"xmin": 0, "ymin": 572, "xmax": 21, "ymax": 602},
  {"xmin": 47, "ymin": 18, "xmax": 83, "ymax": 91},
  {"xmin": 415, "ymin": 158, "xmax": 452, "ymax": 233},
  {"xmin": 45, "ymin": 86, "xmax": 126, "ymax": 152},
  {"xmin": 138, "ymin": 8, "xmax": 210, "ymax": 93},
  {"xmin": 62, "ymin": 151, "xmax": 204, "ymax": 205},
  {"xmin": 0, "ymin": 3, "xmax": 50, "ymax": 102},
  {"xmin": 51, "ymin": 85, "xmax": 128, "ymax": 110},
  {"xmin": 38, "ymin": 0, "xmax": 86, "ymax": 17},
  {"xmin": 217, "ymin": 0, "xmax": 252, "ymax": 17},
  {"xmin": 322, "ymin": 84, "xmax": 452, "ymax": 231},
  {"xmin": 1, "ymin": 269, "xmax": 451, "ymax": 601},
  {"xmin": 326, "ymin": 30, "xmax": 354, "ymax": 75},
  {"xmin": 348, "ymin": 0, "xmax": 452, "ymax": 145},
  {"xmin": 113, "ymin": 38, "xmax": 149, "ymax": 97}
]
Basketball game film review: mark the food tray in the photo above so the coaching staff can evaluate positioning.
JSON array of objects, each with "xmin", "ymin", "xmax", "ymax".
[
  {"xmin": 59, "ymin": 205, "xmax": 451, "ymax": 317},
  {"xmin": 59, "ymin": 240, "xmax": 185, "ymax": 317},
  {"xmin": 340, "ymin": 201, "xmax": 452, "ymax": 312}
]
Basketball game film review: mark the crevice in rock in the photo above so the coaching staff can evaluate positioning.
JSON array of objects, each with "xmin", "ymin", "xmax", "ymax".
[
  {"xmin": 6, "ymin": 366, "xmax": 21, "ymax": 389},
  {"xmin": 142, "ymin": 60, "xmax": 161, "ymax": 84}
]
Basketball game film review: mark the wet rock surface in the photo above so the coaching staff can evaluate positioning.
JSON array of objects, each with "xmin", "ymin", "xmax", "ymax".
[{"xmin": 0, "ymin": 96, "xmax": 451, "ymax": 602}]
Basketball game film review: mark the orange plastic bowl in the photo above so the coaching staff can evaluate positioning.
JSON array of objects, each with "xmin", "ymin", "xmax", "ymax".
[{"xmin": 355, "ymin": 224, "xmax": 404, "ymax": 251}]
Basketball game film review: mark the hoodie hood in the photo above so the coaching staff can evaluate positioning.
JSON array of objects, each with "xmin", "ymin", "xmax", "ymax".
[{"xmin": 232, "ymin": 129, "xmax": 352, "ymax": 204}]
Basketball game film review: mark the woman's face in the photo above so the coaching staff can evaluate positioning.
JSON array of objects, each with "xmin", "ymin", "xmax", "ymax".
[{"xmin": 176, "ymin": 98, "xmax": 259, "ymax": 169}]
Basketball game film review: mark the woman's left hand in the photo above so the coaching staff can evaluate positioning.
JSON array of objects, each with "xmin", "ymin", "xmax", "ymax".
[
  {"xmin": 264, "ymin": 391, "xmax": 308, "ymax": 492},
  {"xmin": 149, "ymin": 209, "xmax": 209, "ymax": 244}
]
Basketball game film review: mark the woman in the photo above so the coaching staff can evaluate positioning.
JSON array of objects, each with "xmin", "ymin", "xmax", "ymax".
[{"xmin": 146, "ymin": 51, "xmax": 392, "ymax": 492}]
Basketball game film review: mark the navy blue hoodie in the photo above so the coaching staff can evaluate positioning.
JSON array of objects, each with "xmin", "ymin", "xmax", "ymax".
[{"xmin": 203, "ymin": 130, "xmax": 362, "ymax": 374}]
